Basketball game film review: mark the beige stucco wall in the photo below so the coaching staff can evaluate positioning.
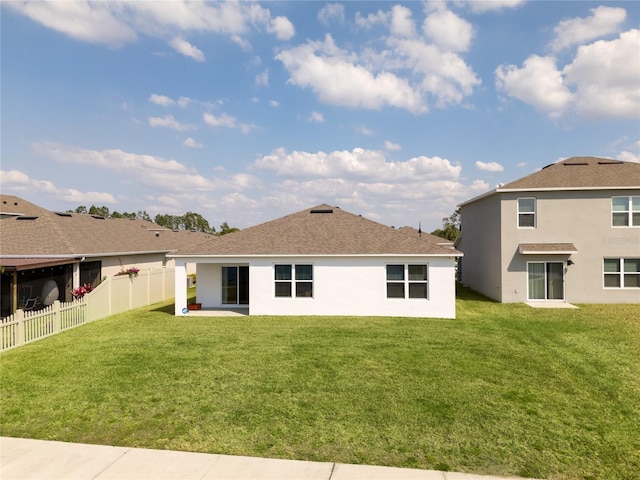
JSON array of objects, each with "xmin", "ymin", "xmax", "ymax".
[
  {"xmin": 459, "ymin": 195, "xmax": 503, "ymax": 301},
  {"xmin": 500, "ymin": 189, "xmax": 640, "ymax": 303}
]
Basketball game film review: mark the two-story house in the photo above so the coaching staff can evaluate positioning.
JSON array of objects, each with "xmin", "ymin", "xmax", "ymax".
[{"xmin": 456, "ymin": 157, "xmax": 640, "ymax": 304}]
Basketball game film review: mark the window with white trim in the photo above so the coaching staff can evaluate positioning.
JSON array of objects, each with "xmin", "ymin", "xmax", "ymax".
[
  {"xmin": 517, "ymin": 198, "xmax": 536, "ymax": 228},
  {"xmin": 274, "ymin": 264, "xmax": 313, "ymax": 297},
  {"xmin": 386, "ymin": 264, "xmax": 428, "ymax": 299},
  {"xmin": 604, "ymin": 258, "xmax": 640, "ymax": 288},
  {"xmin": 611, "ymin": 196, "xmax": 640, "ymax": 227}
]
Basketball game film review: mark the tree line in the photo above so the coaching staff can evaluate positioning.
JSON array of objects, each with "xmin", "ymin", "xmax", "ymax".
[{"xmin": 68, "ymin": 205, "xmax": 238, "ymax": 236}]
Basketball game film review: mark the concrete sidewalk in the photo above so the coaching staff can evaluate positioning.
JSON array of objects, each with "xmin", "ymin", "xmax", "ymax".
[{"xmin": 1, "ymin": 437, "xmax": 540, "ymax": 480}]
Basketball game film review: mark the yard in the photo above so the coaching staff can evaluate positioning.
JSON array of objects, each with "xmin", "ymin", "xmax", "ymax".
[{"xmin": 1, "ymin": 287, "xmax": 638, "ymax": 480}]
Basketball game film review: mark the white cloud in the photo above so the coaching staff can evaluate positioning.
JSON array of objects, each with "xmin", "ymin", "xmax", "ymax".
[
  {"xmin": 255, "ymin": 70, "xmax": 269, "ymax": 86},
  {"xmin": 423, "ymin": 9, "xmax": 474, "ymax": 52},
  {"xmin": 267, "ymin": 16, "xmax": 295, "ymax": 41},
  {"xmin": 618, "ymin": 151, "xmax": 640, "ymax": 163},
  {"xmin": 384, "ymin": 141, "xmax": 402, "ymax": 151},
  {"xmin": 550, "ymin": 6, "xmax": 626, "ymax": 52},
  {"xmin": 617, "ymin": 140, "xmax": 640, "ymax": 163},
  {"xmin": 357, "ymin": 126, "xmax": 373, "ymax": 136},
  {"xmin": 497, "ymin": 29, "xmax": 640, "ymax": 121},
  {"xmin": 6, "ymin": 1, "xmax": 295, "ymax": 48},
  {"xmin": 563, "ymin": 29, "xmax": 640, "ymax": 120},
  {"xmin": 148, "ymin": 115, "xmax": 197, "ymax": 131},
  {"xmin": 4, "ymin": 1, "xmax": 137, "ymax": 47},
  {"xmin": 250, "ymin": 147, "xmax": 487, "ymax": 229},
  {"xmin": 495, "ymin": 55, "xmax": 572, "ymax": 118},
  {"xmin": 183, "ymin": 137, "xmax": 203, "ymax": 148},
  {"xmin": 203, "ymin": 112, "xmax": 255, "ymax": 134},
  {"xmin": 149, "ymin": 94, "xmax": 176, "ymax": 106},
  {"xmin": 475, "ymin": 160, "xmax": 504, "ymax": 172},
  {"xmin": 255, "ymin": 147, "xmax": 462, "ymax": 182},
  {"xmin": 276, "ymin": 34, "xmax": 427, "ymax": 113},
  {"xmin": 390, "ymin": 5, "xmax": 416, "ymax": 38},
  {"xmin": 309, "ymin": 111, "xmax": 325, "ymax": 123},
  {"xmin": 355, "ymin": 10, "xmax": 389, "ymax": 29},
  {"xmin": 388, "ymin": 37, "xmax": 481, "ymax": 108},
  {"xmin": 318, "ymin": 4, "xmax": 345, "ymax": 26},
  {"xmin": 269, "ymin": 100, "xmax": 280, "ymax": 107},
  {"xmin": 169, "ymin": 36, "xmax": 205, "ymax": 62},
  {"xmin": 466, "ymin": 0, "xmax": 527, "ymax": 14},
  {"xmin": 0, "ymin": 169, "xmax": 116, "ymax": 204},
  {"xmin": 29, "ymin": 141, "xmax": 215, "ymax": 193}
]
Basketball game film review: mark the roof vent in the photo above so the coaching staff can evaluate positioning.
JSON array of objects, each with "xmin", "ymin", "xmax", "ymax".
[
  {"xmin": 91, "ymin": 215, "xmax": 106, "ymax": 220},
  {"xmin": 564, "ymin": 162, "xmax": 589, "ymax": 166},
  {"xmin": 310, "ymin": 209, "xmax": 333, "ymax": 214},
  {"xmin": 54, "ymin": 212, "xmax": 72, "ymax": 217},
  {"xmin": 16, "ymin": 216, "xmax": 38, "ymax": 220},
  {"xmin": 598, "ymin": 160, "xmax": 623, "ymax": 165}
]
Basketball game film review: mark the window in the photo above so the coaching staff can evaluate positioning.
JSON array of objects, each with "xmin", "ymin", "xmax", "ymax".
[
  {"xmin": 612, "ymin": 196, "xmax": 640, "ymax": 227},
  {"xmin": 518, "ymin": 198, "xmax": 536, "ymax": 228},
  {"xmin": 274, "ymin": 264, "xmax": 313, "ymax": 297},
  {"xmin": 386, "ymin": 264, "xmax": 428, "ymax": 299},
  {"xmin": 604, "ymin": 258, "xmax": 640, "ymax": 288}
]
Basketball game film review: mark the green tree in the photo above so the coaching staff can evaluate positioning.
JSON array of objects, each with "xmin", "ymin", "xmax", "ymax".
[
  {"xmin": 74, "ymin": 206, "xmax": 88, "ymax": 214},
  {"xmin": 431, "ymin": 209, "xmax": 461, "ymax": 242},
  {"xmin": 218, "ymin": 222, "xmax": 239, "ymax": 236},
  {"xmin": 88, "ymin": 205, "xmax": 110, "ymax": 217}
]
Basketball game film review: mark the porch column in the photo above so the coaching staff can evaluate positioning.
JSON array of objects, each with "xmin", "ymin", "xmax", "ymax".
[
  {"xmin": 73, "ymin": 263, "xmax": 80, "ymax": 288},
  {"xmin": 174, "ymin": 260, "xmax": 188, "ymax": 316}
]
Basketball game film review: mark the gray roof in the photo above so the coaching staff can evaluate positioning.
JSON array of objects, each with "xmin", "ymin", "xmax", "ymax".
[
  {"xmin": 0, "ymin": 195, "xmax": 214, "ymax": 257},
  {"xmin": 460, "ymin": 157, "xmax": 640, "ymax": 207},
  {"xmin": 173, "ymin": 204, "xmax": 462, "ymax": 257},
  {"xmin": 500, "ymin": 157, "xmax": 640, "ymax": 190}
]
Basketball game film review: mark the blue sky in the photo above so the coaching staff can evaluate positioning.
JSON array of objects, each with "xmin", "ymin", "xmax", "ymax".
[{"xmin": 1, "ymin": 1, "xmax": 639, "ymax": 231}]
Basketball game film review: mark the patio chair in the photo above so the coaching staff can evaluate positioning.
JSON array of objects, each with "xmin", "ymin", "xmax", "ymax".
[{"xmin": 23, "ymin": 298, "xmax": 38, "ymax": 311}]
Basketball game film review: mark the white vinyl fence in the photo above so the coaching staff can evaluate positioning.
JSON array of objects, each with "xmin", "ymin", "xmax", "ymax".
[{"xmin": 1, "ymin": 268, "xmax": 175, "ymax": 352}]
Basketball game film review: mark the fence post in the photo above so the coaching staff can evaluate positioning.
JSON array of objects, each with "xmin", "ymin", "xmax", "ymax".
[
  {"xmin": 53, "ymin": 301, "xmax": 61, "ymax": 333},
  {"xmin": 15, "ymin": 309, "xmax": 25, "ymax": 347}
]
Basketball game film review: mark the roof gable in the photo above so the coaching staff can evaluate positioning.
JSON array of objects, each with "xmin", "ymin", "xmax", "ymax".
[{"xmin": 175, "ymin": 204, "xmax": 460, "ymax": 256}]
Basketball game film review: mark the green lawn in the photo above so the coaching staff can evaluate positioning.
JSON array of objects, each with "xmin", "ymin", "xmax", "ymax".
[{"xmin": 1, "ymin": 287, "xmax": 639, "ymax": 480}]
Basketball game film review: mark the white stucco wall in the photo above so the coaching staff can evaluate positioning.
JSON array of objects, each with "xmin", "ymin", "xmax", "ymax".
[{"xmin": 178, "ymin": 255, "xmax": 458, "ymax": 319}]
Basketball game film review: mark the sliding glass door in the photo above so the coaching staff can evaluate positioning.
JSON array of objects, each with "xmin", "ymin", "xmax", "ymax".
[
  {"xmin": 527, "ymin": 262, "xmax": 564, "ymax": 300},
  {"xmin": 222, "ymin": 266, "xmax": 249, "ymax": 305}
]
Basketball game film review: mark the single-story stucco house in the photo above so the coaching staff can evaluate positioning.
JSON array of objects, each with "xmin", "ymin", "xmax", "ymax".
[{"xmin": 169, "ymin": 204, "xmax": 462, "ymax": 319}]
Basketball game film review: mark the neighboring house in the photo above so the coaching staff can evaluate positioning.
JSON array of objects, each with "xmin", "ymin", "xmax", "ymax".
[
  {"xmin": 169, "ymin": 204, "xmax": 462, "ymax": 319},
  {"xmin": 0, "ymin": 195, "xmax": 212, "ymax": 317},
  {"xmin": 456, "ymin": 157, "xmax": 640, "ymax": 304}
]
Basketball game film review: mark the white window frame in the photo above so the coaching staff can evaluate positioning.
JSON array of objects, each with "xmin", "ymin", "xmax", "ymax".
[
  {"xmin": 386, "ymin": 264, "xmax": 429, "ymax": 300},
  {"xmin": 611, "ymin": 196, "xmax": 640, "ymax": 228},
  {"xmin": 517, "ymin": 197, "xmax": 536, "ymax": 228},
  {"xmin": 603, "ymin": 258, "xmax": 640, "ymax": 289},
  {"xmin": 274, "ymin": 264, "xmax": 313, "ymax": 298}
]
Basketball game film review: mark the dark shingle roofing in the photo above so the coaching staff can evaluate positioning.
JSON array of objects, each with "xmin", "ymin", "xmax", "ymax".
[
  {"xmin": 0, "ymin": 195, "xmax": 214, "ymax": 257},
  {"xmin": 173, "ymin": 204, "xmax": 461, "ymax": 257},
  {"xmin": 500, "ymin": 157, "xmax": 640, "ymax": 190}
]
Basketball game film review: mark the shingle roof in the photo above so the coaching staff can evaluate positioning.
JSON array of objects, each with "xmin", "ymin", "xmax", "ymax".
[
  {"xmin": 173, "ymin": 204, "xmax": 462, "ymax": 257},
  {"xmin": 0, "ymin": 195, "xmax": 214, "ymax": 257},
  {"xmin": 459, "ymin": 157, "xmax": 640, "ymax": 207},
  {"xmin": 500, "ymin": 157, "xmax": 640, "ymax": 190}
]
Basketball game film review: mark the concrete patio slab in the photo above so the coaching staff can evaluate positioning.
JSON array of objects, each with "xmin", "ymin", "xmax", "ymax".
[{"xmin": 525, "ymin": 301, "xmax": 578, "ymax": 309}]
